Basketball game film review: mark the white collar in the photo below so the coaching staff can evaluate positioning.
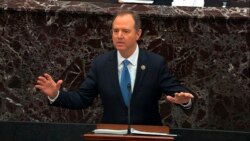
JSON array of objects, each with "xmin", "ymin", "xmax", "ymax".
[{"xmin": 117, "ymin": 45, "xmax": 139, "ymax": 66}]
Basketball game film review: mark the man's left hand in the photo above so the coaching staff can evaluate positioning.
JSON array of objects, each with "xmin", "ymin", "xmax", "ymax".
[{"xmin": 166, "ymin": 92, "xmax": 194, "ymax": 104}]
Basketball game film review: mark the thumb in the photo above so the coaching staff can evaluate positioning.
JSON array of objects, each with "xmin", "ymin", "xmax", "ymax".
[{"xmin": 56, "ymin": 80, "xmax": 63, "ymax": 89}]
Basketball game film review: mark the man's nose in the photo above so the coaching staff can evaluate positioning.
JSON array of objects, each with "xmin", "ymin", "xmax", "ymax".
[{"xmin": 117, "ymin": 31, "xmax": 124, "ymax": 38}]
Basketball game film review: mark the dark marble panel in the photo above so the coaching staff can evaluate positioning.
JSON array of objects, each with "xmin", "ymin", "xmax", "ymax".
[
  {"xmin": 0, "ymin": 0, "xmax": 249, "ymax": 132},
  {"xmin": 0, "ymin": 0, "xmax": 249, "ymax": 19}
]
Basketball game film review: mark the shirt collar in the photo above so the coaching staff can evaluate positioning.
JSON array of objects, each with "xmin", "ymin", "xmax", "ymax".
[{"xmin": 117, "ymin": 44, "xmax": 139, "ymax": 66}]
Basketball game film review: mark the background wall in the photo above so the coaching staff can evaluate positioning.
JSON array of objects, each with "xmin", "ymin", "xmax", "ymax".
[
  {"xmin": 69, "ymin": 0, "xmax": 250, "ymax": 7},
  {"xmin": 0, "ymin": 0, "xmax": 249, "ymax": 132}
]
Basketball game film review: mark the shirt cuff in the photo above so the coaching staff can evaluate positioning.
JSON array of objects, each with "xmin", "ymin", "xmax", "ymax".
[
  {"xmin": 180, "ymin": 99, "xmax": 192, "ymax": 109},
  {"xmin": 48, "ymin": 91, "xmax": 59, "ymax": 104}
]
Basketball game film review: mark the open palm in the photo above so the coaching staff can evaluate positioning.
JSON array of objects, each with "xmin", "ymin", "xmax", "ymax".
[{"xmin": 35, "ymin": 73, "xmax": 63, "ymax": 99}]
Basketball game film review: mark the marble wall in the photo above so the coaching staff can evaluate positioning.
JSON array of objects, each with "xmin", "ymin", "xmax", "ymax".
[
  {"xmin": 0, "ymin": 0, "xmax": 249, "ymax": 132},
  {"xmin": 69, "ymin": 0, "xmax": 250, "ymax": 7}
]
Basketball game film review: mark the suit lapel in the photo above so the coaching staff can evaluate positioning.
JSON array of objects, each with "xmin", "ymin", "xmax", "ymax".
[
  {"xmin": 108, "ymin": 51, "xmax": 128, "ymax": 109},
  {"xmin": 132, "ymin": 49, "xmax": 147, "ymax": 98}
]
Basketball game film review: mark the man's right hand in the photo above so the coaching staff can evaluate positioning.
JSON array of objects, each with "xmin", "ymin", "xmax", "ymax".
[{"xmin": 35, "ymin": 73, "xmax": 63, "ymax": 99}]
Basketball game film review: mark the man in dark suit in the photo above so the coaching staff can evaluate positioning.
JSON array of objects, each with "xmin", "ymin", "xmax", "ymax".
[{"xmin": 35, "ymin": 10, "xmax": 194, "ymax": 125}]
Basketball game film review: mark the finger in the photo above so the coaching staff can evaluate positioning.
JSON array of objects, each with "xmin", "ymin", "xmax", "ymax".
[
  {"xmin": 44, "ymin": 73, "xmax": 53, "ymax": 82},
  {"xmin": 37, "ymin": 76, "xmax": 48, "ymax": 83},
  {"xmin": 174, "ymin": 92, "xmax": 180, "ymax": 94},
  {"xmin": 36, "ymin": 80, "xmax": 45, "ymax": 85},
  {"xmin": 34, "ymin": 85, "xmax": 44, "ymax": 91},
  {"xmin": 166, "ymin": 96, "xmax": 176, "ymax": 103},
  {"xmin": 174, "ymin": 92, "xmax": 181, "ymax": 97},
  {"xmin": 185, "ymin": 93, "xmax": 194, "ymax": 98},
  {"xmin": 56, "ymin": 80, "xmax": 63, "ymax": 89},
  {"xmin": 178, "ymin": 92, "xmax": 194, "ymax": 98},
  {"xmin": 182, "ymin": 93, "xmax": 194, "ymax": 98}
]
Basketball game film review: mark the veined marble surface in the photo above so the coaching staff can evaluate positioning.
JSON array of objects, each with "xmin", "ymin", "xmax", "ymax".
[
  {"xmin": 0, "ymin": 0, "xmax": 249, "ymax": 19},
  {"xmin": 0, "ymin": 0, "xmax": 249, "ymax": 131}
]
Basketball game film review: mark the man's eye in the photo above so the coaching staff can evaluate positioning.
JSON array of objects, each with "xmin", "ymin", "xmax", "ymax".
[{"xmin": 124, "ymin": 30, "xmax": 129, "ymax": 33}]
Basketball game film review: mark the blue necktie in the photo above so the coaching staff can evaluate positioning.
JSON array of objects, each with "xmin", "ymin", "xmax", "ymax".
[{"xmin": 120, "ymin": 60, "xmax": 131, "ymax": 107}]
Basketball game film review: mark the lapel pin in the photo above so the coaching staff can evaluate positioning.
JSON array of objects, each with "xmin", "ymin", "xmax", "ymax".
[{"xmin": 141, "ymin": 65, "xmax": 146, "ymax": 70}]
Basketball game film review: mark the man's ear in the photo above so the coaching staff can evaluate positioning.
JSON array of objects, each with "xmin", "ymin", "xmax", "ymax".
[{"xmin": 136, "ymin": 29, "xmax": 142, "ymax": 40}]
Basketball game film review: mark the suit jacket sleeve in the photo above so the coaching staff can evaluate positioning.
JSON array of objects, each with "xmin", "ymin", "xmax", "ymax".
[
  {"xmin": 51, "ymin": 59, "xmax": 99, "ymax": 109},
  {"xmin": 159, "ymin": 58, "xmax": 190, "ymax": 96}
]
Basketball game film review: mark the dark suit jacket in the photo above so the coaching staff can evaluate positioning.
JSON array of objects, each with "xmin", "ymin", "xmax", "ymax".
[{"xmin": 52, "ymin": 48, "xmax": 190, "ymax": 125}]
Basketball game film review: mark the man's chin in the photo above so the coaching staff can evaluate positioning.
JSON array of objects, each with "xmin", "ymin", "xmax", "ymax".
[{"xmin": 115, "ymin": 45, "xmax": 126, "ymax": 51}]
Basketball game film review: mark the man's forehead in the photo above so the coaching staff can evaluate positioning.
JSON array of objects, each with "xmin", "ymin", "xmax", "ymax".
[
  {"xmin": 114, "ymin": 14, "xmax": 133, "ymax": 21},
  {"xmin": 113, "ymin": 15, "xmax": 135, "ymax": 25}
]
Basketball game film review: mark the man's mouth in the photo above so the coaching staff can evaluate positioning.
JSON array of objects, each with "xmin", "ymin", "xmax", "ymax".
[{"xmin": 116, "ymin": 42, "xmax": 125, "ymax": 45}]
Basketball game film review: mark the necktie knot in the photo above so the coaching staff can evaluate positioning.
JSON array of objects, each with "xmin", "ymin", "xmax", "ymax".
[{"xmin": 123, "ymin": 59, "xmax": 130, "ymax": 68}]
